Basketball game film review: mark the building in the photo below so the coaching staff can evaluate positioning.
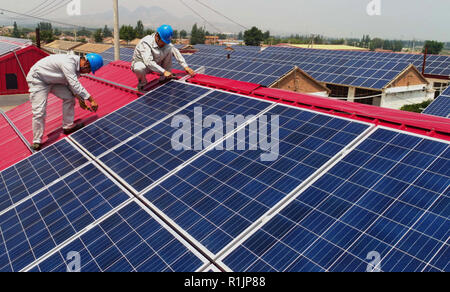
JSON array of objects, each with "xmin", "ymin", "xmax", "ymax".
[
  {"xmin": 73, "ymin": 43, "xmax": 112, "ymax": 56},
  {"xmin": 0, "ymin": 36, "xmax": 48, "ymax": 95},
  {"xmin": 43, "ymin": 40, "xmax": 82, "ymax": 54},
  {"xmin": 270, "ymin": 66, "xmax": 331, "ymax": 97},
  {"xmin": 205, "ymin": 36, "xmax": 219, "ymax": 45}
]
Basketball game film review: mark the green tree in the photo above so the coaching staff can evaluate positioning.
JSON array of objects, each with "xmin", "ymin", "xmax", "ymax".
[
  {"xmin": 119, "ymin": 25, "xmax": 136, "ymax": 43},
  {"xmin": 400, "ymin": 100, "xmax": 433, "ymax": 113},
  {"xmin": 190, "ymin": 24, "xmax": 205, "ymax": 45},
  {"xmin": 180, "ymin": 30, "xmax": 188, "ymax": 39},
  {"xmin": 37, "ymin": 22, "xmax": 54, "ymax": 43},
  {"xmin": 217, "ymin": 33, "xmax": 227, "ymax": 40},
  {"xmin": 244, "ymin": 27, "xmax": 264, "ymax": 46},
  {"xmin": 369, "ymin": 38, "xmax": 384, "ymax": 51},
  {"xmin": 263, "ymin": 30, "xmax": 270, "ymax": 41},
  {"xmin": 77, "ymin": 27, "xmax": 92, "ymax": 37},
  {"xmin": 145, "ymin": 28, "xmax": 155, "ymax": 36},
  {"xmin": 54, "ymin": 28, "xmax": 62, "ymax": 37},
  {"xmin": 237, "ymin": 31, "xmax": 243, "ymax": 40},
  {"xmin": 135, "ymin": 20, "xmax": 145, "ymax": 39},
  {"xmin": 12, "ymin": 22, "xmax": 20, "ymax": 38},
  {"xmin": 423, "ymin": 40, "xmax": 444, "ymax": 54},
  {"xmin": 173, "ymin": 30, "xmax": 179, "ymax": 39},
  {"xmin": 392, "ymin": 40, "xmax": 404, "ymax": 52},
  {"xmin": 94, "ymin": 29, "xmax": 103, "ymax": 43},
  {"xmin": 103, "ymin": 25, "xmax": 112, "ymax": 38}
]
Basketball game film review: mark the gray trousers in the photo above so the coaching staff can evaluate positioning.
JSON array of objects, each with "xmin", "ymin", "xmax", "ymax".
[{"xmin": 27, "ymin": 80, "xmax": 76, "ymax": 144}]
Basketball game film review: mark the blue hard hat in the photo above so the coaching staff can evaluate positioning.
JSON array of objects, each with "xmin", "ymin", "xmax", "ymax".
[
  {"xmin": 86, "ymin": 53, "xmax": 104, "ymax": 74},
  {"xmin": 157, "ymin": 25, "xmax": 174, "ymax": 44}
]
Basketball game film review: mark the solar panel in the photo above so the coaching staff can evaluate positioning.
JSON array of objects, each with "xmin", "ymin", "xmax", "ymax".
[
  {"xmin": 28, "ymin": 200, "xmax": 209, "ymax": 272},
  {"xmin": 423, "ymin": 87, "xmax": 450, "ymax": 118},
  {"xmin": 220, "ymin": 128, "xmax": 449, "ymax": 272},
  {"xmin": 97, "ymin": 89, "xmax": 273, "ymax": 193},
  {"xmin": 0, "ymin": 140, "xmax": 89, "ymax": 213},
  {"xmin": 139, "ymin": 105, "xmax": 370, "ymax": 256},
  {"xmin": 0, "ymin": 163, "xmax": 132, "ymax": 272},
  {"xmin": 72, "ymin": 82, "xmax": 211, "ymax": 157},
  {"xmin": 0, "ymin": 42, "xmax": 21, "ymax": 57}
]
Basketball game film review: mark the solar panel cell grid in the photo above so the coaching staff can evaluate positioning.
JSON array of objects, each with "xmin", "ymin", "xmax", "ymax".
[
  {"xmin": 140, "ymin": 105, "xmax": 370, "ymax": 255},
  {"xmin": 0, "ymin": 140, "xmax": 89, "ymax": 213},
  {"xmin": 72, "ymin": 82, "xmax": 211, "ymax": 157},
  {"xmin": 98, "ymin": 90, "xmax": 273, "ymax": 193},
  {"xmin": 222, "ymin": 128, "xmax": 449, "ymax": 272},
  {"xmin": 0, "ymin": 163, "xmax": 131, "ymax": 272},
  {"xmin": 32, "ymin": 201, "xmax": 207, "ymax": 272},
  {"xmin": 423, "ymin": 87, "xmax": 450, "ymax": 118}
]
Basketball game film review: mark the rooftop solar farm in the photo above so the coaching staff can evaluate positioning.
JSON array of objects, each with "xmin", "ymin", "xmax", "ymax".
[{"xmin": 0, "ymin": 0, "xmax": 449, "ymax": 278}]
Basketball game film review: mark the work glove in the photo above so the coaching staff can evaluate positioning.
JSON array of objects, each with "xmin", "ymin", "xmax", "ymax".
[
  {"xmin": 78, "ymin": 96, "xmax": 98, "ymax": 113},
  {"xmin": 185, "ymin": 67, "xmax": 195, "ymax": 76},
  {"xmin": 78, "ymin": 96, "xmax": 90, "ymax": 111},
  {"xmin": 89, "ymin": 96, "xmax": 99, "ymax": 112},
  {"xmin": 164, "ymin": 71, "xmax": 174, "ymax": 79}
]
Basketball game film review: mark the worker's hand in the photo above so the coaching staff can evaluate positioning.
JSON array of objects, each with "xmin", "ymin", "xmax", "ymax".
[
  {"xmin": 185, "ymin": 67, "xmax": 195, "ymax": 76},
  {"xmin": 78, "ymin": 97, "xmax": 90, "ymax": 111},
  {"xmin": 163, "ymin": 71, "xmax": 174, "ymax": 79},
  {"xmin": 89, "ymin": 97, "xmax": 99, "ymax": 113}
]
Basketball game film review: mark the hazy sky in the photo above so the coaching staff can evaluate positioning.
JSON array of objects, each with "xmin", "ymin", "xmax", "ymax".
[{"xmin": 1, "ymin": 0, "xmax": 449, "ymax": 41}]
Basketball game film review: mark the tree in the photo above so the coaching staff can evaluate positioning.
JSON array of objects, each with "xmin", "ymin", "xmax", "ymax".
[
  {"xmin": 173, "ymin": 30, "xmax": 179, "ymax": 39},
  {"xmin": 12, "ymin": 22, "xmax": 20, "ymax": 38},
  {"xmin": 180, "ymin": 30, "xmax": 188, "ymax": 39},
  {"xmin": 94, "ymin": 29, "xmax": 103, "ymax": 43},
  {"xmin": 369, "ymin": 38, "xmax": 384, "ymax": 51},
  {"xmin": 54, "ymin": 28, "xmax": 62, "ymax": 37},
  {"xmin": 237, "ymin": 31, "xmax": 243, "ymax": 40},
  {"xmin": 423, "ymin": 40, "xmax": 444, "ymax": 54},
  {"xmin": 119, "ymin": 25, "xmax": 136, "ymax": 43},
  {"xmin": 103, "ymin": 25, "xmax": 112, "ymax": 38},
  {"xmin": 217, "ymin": 33, "xmax": 227, "ymax": 40},
  {"xmin": 77, "ymin": 27, "xmax": 92, "ymax": 37},
  {"xmin": 190, "ymin": 24, "xmax": 205, "ymax": 45},
  {"xmin": 263, "ymin": 30, "xmax": 270, "ymax": 41},
  {"xmin": 135, "ymin": 20, "xmax": 144, "ymax": 39},
  {"xmin": 145, "ymin": 28, "xmax": 155, "ymax": 36},
  {"xmin": 244, "ymin": 27, "xmax": 264, "ymax": 46},
  {"xmin": 37, "ymin": 22, "xmax": 54, "ymax": 43}
]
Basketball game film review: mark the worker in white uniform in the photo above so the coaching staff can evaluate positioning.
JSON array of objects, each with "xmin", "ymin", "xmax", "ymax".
[
  {"xmin": 26, "ymin": 53, "xmax": 104, "ymax": 151},
  {"xmin": 132, "ymin": 24, "xmax": 195, "ymax": 91}
]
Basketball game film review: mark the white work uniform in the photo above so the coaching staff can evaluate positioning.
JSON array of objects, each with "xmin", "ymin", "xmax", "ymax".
[
  {"xmin": 131, "ymin": 34, "xmax": 188, "ymax": 87},
  {"xmin": 26, "ymin": 54, "xmax": 90, "ymax": 144}
]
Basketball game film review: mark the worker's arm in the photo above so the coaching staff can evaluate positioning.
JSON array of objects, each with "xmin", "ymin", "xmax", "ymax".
[
  {"xmin": 61, "ymin": 61, "xmax": 90, "ymax": 100},
  {"xmin": 141, "ymin": 43, "xmax": 166, "ymax": 75},
  {"xmin": 171, "ymin": 47, "xmax": 195, "ymax": 76}
]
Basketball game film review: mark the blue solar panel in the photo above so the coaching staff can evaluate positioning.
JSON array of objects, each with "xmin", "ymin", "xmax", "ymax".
[
  {"xmin": 0, "ymin": 163, "xmax": 131, "ymax": 272},
  {"xmin": 0, "ymin": 140, "xmax": 89, "ymax": 213},
  {"xmin": 140, "ymin": 105, "xmax": 370, "ymax": 255},
  {"xmin": 98, "ymin": 90, "xmax": 272, "ymax": 193},
  {"xmin": 423, "ymin": 87, "xmax": 450, "ymax": 118},
  {"xmin": 221, "ymin": 128, "xmax": 449, "ymax": 272},
  {"xmin": 72, "ymin": 82, "xmax": 211, "ymax": 157},
  {"xmin": 30, "ymin": 200, "xmax": 207, "ymax": 272}
]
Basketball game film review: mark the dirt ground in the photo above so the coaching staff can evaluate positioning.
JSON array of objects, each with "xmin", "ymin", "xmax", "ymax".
[{"xmin": 0, "ymin": 94, "xmax": 29, "ymax": 112}]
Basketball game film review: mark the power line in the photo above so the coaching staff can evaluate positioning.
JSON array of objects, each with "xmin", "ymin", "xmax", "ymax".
[
  {"xmin": 29, "ymin": 0, "xmax": 61, "ymax": 17},
  {"xmin": 34, "ymin": 0, "xmax": 72, "ymax": 18},
  {"xmin": 179, "ymin": 0, "xmax": 223, "ymax": 33},
  {"xmin": 0, "ymin": 7, "xmax": 93, "ymax": 29},
  {"xmin": 192, "ymin": 0, "xmax": 248, "ymax": 30},
  {"xmin": 26, "ymin": 0, "xmax": 52, "ymax": 15}
]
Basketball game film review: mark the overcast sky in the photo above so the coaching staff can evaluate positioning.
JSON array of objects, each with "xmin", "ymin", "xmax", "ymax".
[{"xmin": 1, "ymin": 0, "xmax": 449, "ymax": 41}]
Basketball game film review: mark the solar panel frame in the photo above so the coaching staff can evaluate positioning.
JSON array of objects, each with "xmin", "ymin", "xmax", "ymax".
[
  {"xmin": 125, "ymin": 96, "xmax": 374, "ymax": 259},
  {"xmin": 422, "ymin": 87, "xmax": 450, "ymax": 118},
  {"xmin": 217, "ymin": 126, "xmax": 449, "ymax": 272},
  {"xmin": 25, "ymin": 199, "xmax": 210, "ymax": 272}
]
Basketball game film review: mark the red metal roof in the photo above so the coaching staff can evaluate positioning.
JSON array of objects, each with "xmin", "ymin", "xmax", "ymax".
[
  {"xmin": 0, "ymin": 113, "xmax": 31, "ymax": 171},
  {"xmin": 0, "ymin": 46, "xmax": 48, "ymax": 95},
  {"xmin": 6, "ymin": 75, "xmax": 140, "ymax": 151}
]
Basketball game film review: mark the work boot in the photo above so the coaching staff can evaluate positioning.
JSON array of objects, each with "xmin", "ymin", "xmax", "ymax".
[
  {"xmin": 30, "ymin": 143, "xmax": 41, "ymax": 151},
  {"xmin": 137, "ymin": 81, "xmax": 148, "ymax": 92},
  {"xmin": 63, "ymin": 123, "xmax": 85, "ymax": 135}
]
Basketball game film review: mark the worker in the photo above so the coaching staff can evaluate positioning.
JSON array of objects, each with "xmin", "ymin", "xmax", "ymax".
[
  {"xmin": 26, "ymin": 53, "xmax": 104, "ymax": 151},
  {"xmin": 132, "ymin": 24, "xmax": 195, "ymax": 91}
]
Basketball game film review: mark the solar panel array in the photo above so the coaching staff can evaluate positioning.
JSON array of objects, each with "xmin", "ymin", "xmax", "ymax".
[
  {"xmin": 0, "ymin": 36, "xmax": 31, "ymax": 57},
  {"xmin": 423, "ymin": 87, "xmax": 450, "ymax": 118},
  {"xmin": 174, "ymin": 54, "xmax": 294, "ymax": 86},
  {"xmin": 1, "ymin": 81, "xmax": 448, "ymax": 272}
]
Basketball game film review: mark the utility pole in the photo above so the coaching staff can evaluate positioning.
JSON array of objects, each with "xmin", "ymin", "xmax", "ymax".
[{"xmin": 113, "ymin": 0, "xmax": 120, "ymax": 61}]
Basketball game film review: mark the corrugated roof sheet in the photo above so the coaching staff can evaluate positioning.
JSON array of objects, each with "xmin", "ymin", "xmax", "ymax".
[
  {"xmin": 0, "ymin": 113, "xmax": 31, "ymax": 171},
  {"xmin": 44, "ymin": 40, "xmax": 82, "ymax": 51},
  {"xmin": 74, "ymin": 43, "xmax": 113, "ymax": 54}
]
